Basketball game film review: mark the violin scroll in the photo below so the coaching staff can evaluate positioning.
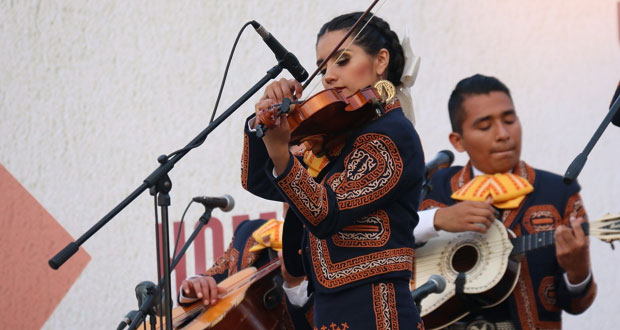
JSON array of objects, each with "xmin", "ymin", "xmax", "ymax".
[{"xmin": 255, "ymin": 98, "xmax": 295, "ymax": 138}]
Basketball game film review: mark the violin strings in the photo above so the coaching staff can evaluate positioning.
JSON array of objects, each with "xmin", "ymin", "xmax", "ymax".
[
  {"xmin": 173, "ymin": 262, "xmax": 281, "ymax": 324},
  {"xmin": 218, "ymin": 258, "xmax": 281, "ymax": 298}
]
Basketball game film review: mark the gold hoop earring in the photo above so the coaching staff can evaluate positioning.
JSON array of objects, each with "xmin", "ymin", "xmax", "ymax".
[{"xmin": 374, "ymin": 79, "xmax": 395, "ymax": 103}]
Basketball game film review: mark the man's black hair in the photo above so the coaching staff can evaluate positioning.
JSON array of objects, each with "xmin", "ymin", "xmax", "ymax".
[{"xmin": 448, "ymin": 74, "xmax": 511, "ymax": 134}]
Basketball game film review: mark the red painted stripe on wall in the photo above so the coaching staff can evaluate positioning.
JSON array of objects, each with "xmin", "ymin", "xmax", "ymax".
[{"xmin": 0, "ymin": 164, "xmax": 90, "ymax": 329}]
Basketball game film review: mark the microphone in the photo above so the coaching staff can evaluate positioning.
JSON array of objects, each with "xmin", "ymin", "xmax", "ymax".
[
  {"xmin": 411, "ymin": 274, "xmax": 447, "ymax": 304},
  {"xmin": 250, "ymin": 20, "xmax": 309, "ymax": 83},
  {"xmin": 135, "ymin": 280, "xmax": 165, "ymax": 317},
  {"xmin": 425, "ymin": 150, "xmax": 455, "ymax": 178},
  {"xmin": 611, "ymin": 80, "xmax": 620, "ymax": 127},
  {"xmin": 192, "ymin": 194, "xmax": 235, "ymax": 212},
  {"xmin": 135, "ymin": 281, "xmax": 157, "ymax": 308}
]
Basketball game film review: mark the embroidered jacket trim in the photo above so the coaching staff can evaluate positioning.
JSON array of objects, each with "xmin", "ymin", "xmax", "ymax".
[
  {"xmin": 327, "ymin": 133, "xmax": 403, "ymax": 210},
  {"xmin": 204, "ymin": 240, "xmax": 239, "ymax": 277},
  {"xmin": 310, "ymin": 234, "xmax": 414, "ymax": 289},
  {"xmin": 278, "ymin": 157, "xmax": 330, "ymax": 226},
  {"xmin": 332, "ymin": 210, "xmax": 391, "ymax": 248},
  {"xmin": 241, "ymin": 235, "xmax": 259, "ymax": 270},
  {"xmin": 373, "ymin": 282, "xmax": 400, "ymax": 330}
]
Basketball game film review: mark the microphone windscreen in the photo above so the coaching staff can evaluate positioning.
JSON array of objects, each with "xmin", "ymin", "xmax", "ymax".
[
  {"xmin": 429, "ymin": 274, "xmax": 447, "ymax": 293},
  {"xmin": 222, "ymin": 194, "xmax": 235, "ymax": 212}
]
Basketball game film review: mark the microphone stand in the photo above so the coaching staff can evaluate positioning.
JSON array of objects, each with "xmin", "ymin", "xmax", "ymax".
[
  {"xmin": 127, "ymin": 206, "xmax": 215, "ymax": 330},
  {"xmin": 49, "ymin": 63, "xmax": 285, "ymax": 330},
  {"xmin": 563, "ymin": 95, "xmax": 620, "ymax": 183},
  {"xmin": 151, "ymin": 173, "xmax": 173, "ymax": 330},
  {"xmin": 419, "ymin": 177, "xmax": 432, "ymax": 207}
]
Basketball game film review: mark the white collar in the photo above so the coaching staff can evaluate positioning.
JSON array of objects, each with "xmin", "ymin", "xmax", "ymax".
[{"xmin": 471, "ymin": 164, "xmax": 514, "ymax": 176}]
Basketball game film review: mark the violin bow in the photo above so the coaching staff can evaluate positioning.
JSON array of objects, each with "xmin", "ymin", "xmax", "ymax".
[{"xmin": 301, "ymin": 0, "xmax": 384, "ymax": 91}]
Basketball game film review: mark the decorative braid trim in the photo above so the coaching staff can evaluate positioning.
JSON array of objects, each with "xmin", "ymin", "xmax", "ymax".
[
  {"xmin": 373, "ymin": 282, "xmax": 399, "ymax": 330},
  {"xmin": 278, "ymin": 157, "xmax": 329, "ymax": 225},
  {"xmin": 310, "ymin": 234, "xmax": 413, "ymax": 289}
]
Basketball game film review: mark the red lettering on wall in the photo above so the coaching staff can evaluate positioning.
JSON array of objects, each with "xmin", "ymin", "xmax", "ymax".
[
  {"xmin": 232, "ymin": 215, "xmax": 250, "ymax": 231},
  {"xmin": 260, "ymin": 212, "xmax": 278, "ymax": 222},
  {"xmin": 160, "ymin": 211, "xmax": 280, "ymax": 293},
  {"xmin": 158, "ymin": 217, "xmax": 224, "ymax": 290}
]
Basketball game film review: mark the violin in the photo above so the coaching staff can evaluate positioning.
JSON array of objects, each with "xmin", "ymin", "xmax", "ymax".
[{"xmin": 256, "ymin": 86, "xmax": 385, "ymax": 145}]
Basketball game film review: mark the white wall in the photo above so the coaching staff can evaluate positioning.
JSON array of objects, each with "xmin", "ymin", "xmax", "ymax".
[{"xmin": 1, "ymin": 0, "xmax": 618, "ymax": 329}]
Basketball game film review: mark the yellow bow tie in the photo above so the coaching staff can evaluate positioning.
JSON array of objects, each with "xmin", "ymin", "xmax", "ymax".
[
  {"xmin": 303, "ymin": 150, "xmax": 330, "ymax": 178},
  {"xmin": 249, "ymin": 219, "xmax": 284, "ymax": 252},
  {"xmin": 451, "ymin": 173, "xmax": 533, "ymax": 209}
]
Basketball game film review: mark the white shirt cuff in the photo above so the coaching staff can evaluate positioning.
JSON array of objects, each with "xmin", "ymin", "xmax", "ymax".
[
  {"xmin": 178, "ymin": 275, "xmax": 203, "ymax": 304},
  {"xmin": 247, "ymin": 116, "xmax": 257, "ymax": 132},
  {"xmin": 282, "ymin": 279, "xmax": 310, "ymax": 307},
  {"xmin": 563, "ymin": 270, "xmax": 592, "ymax": 294},
  {"xmin": 415, "ymin": 209, "xmax": 440, "ymax": 243}
]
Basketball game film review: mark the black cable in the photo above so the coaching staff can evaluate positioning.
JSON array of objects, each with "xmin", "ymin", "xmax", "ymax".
[
  {"xmin": 209, "ymin": 21, "xmax": 255, "ymax": 124},
  {"xmin": 166, "ymin": 21, "xmax": 255, "ymax": 159},
  {"xmin": 171, "ymin": 199, "xmax": 194, "ymax": 261}
]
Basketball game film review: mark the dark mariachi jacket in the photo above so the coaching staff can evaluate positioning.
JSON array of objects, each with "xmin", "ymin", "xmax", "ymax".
[
  {"xmin": 241, "ymin": 107, "xmax": 425, "ymax": 295},
  {"xmin": 179, "ymin": 219, "xmax": 313, "ymax": 330},
  {"xmin": 200, "ymin": 219, "xmax": 271, "ymax": 283},
  {"xmin": 420, "ymin": 161, "xmax": 597, "ymax": 330}
]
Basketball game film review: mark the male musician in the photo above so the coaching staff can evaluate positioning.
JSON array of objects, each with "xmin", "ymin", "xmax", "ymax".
[
  {"xmin": 416, "ymin": 74, "xmax": 596, "ymax": 329},
  {"xmin": 178, "ymin": 218, "xmax": 313, "ymax": 330}
]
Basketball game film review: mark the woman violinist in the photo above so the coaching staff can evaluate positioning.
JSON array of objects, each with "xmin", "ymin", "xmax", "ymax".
[{"xmin": 242, "ymin": 12, "xmax": 425, "ymax": 329}]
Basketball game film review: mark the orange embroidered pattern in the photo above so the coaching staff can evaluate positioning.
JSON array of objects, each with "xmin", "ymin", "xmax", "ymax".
[
  {"xmin": 313, "ymin": 322, "xmax": 349, "ymax": 330},
  {"xmin": 310, "ymin": 235, "xmax": 413, "ymax": 288},
  {"xmin": 332, "ymin": 210, "xmax": 391, "ymax": 248},
  {"xmin": 522, "ymin": 205, "xmax": 561, "ymax": 234},
  {"xmin": 240, "ymin": 236, "xmax": 260, "ymax": 270},
  {"xmin": 241, "ymin": 133, "xmax": 249, "ymax": 190},
  {"xmin": 564, "ymin": 193, "xmax": 588, "ymax": 224},
  {"xmin": 204, "ymin": 240, "xmax": 239, "ymax": 276},
  {"xmin": 419, "ymin": 199, "xmax": 447, "ymax": 211},
  {"xmin": 373, "ymin": 282, "xmax": 399, "ymax": 330},
  {"xmin": 538, "ymin": 276, "xmax": 560, "ymax": 312},
  {"xmin": 278, "ymin": 157, "xmax": 329, "ymax": 225},
  {"xmin": 327, "ymin": 133, "xmax": 403, "ymax": 210}
]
